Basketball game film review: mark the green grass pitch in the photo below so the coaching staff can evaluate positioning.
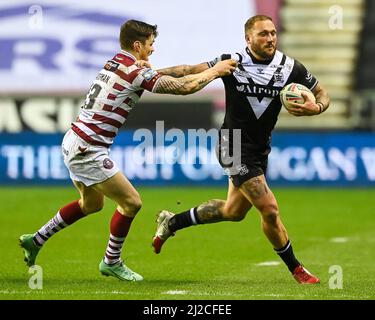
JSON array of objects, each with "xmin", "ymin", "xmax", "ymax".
[{"xmin": 1, "ymin": 186, "xmax": 374, "ymax": 300}]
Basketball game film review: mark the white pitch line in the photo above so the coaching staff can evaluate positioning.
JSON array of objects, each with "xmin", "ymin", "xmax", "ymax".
[
  {"xmin": 330, "ymin": 237, "xmax": 348, "ymax": 243},
  {"xmin": 255, "ymin": 261, "xmax": 281, "ymax": 266},
  {"xmin": 0, "ymin": 290, "xmax": 151, "ymax": 296},
  {"xmin": 162, "ymin": 290, "xmax": 189, "ymax": 295},
  {"xmin": 0, "ymin": 290, "xmax": 372, "ymax": 299}
]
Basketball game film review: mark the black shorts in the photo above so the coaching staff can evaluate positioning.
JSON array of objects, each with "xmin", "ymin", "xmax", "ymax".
[{"xmin": 216, "ymin": 130, "xmax": 268, "ymax": 187}]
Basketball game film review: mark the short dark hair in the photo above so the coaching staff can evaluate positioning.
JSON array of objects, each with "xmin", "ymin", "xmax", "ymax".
[
  {"xmin": 119, "ymin": 20, "xmax": 158, "ymax": 50},
  {"xmin": 244, "ymin": 15, "xmax": 273, "ymax": 33}
]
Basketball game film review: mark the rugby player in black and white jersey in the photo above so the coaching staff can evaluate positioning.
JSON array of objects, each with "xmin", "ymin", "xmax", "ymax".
[
  {"xmin": 153, "ymin": 15, "xmax": 330, "ymax": 284},
  {"xmin": 19, "ymin": 20, "xmax": 236, "ymax": 281}
]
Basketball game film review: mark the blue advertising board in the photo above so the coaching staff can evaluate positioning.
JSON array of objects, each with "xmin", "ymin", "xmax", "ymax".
[{"xmin": 0, "ymin": 131, "xmax": 374, "ymax": 186}]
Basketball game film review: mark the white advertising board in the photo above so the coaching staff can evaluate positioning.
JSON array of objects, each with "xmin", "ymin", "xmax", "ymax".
[{"xmin": 0, "ymin": 0, "xmax": 255, "ymax": 94}]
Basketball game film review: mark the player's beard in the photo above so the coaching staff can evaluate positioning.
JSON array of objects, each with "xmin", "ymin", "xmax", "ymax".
[{"xmin": 252, "ymin": 42, "xmax": 276, "ymax": 60}]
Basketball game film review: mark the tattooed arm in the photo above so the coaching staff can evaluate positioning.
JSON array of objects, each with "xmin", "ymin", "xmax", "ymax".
[
  {"xmin": 153, "ymin": 59, "xmax": 236, "ymax": 95},
  {"xmin": 156, "ymin": 63, "xmax": 209, "ymax": 78},
  {"xmin": 153, "ymin": 73, "xmax": 216, "ymax": 95}
]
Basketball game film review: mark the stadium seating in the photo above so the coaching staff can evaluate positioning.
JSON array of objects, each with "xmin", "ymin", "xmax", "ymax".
[
  {"xmin": 278, "ymin": 0, "xmax": 365, "ymax": 129},
  {"xmin": 352, "ymin": 0, "xmax": 375, "ymax": 129}
]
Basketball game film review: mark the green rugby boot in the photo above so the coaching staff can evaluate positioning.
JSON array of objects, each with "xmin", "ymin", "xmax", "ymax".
[
  {"xmin": 99, "ymin": 260, "xmax": 143, "ymax": 282},
  {"xmin": 19, "ymin": 234, "xmax": 41, "ymax": 266}
]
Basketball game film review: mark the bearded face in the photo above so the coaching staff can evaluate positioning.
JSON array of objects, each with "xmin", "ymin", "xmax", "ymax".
[{"xmin": 246, "ymin": 20, "xmax": 277, "ymax": 60}]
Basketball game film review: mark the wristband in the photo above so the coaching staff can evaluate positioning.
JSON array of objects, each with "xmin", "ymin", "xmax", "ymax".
[
  {"xmin": 207, "ymin": 57, "xmax": 220, "ymax": 68},
  {"xmin": 317, "ymin": 102, "xmax": 324, "ymax": 114}
]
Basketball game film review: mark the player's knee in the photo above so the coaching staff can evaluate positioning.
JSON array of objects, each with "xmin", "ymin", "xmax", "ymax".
[
  {"xmin": 231, "ymin": 212, "xmax": 247, "ymax": 221},
  {"xmin": 223, "ymin": 207, "xmax": 247, "ymax": 221},
  {"xmin": 131, "ymin": 197, "xmax": 142, "ymax": 213},
  {"xmin": 123, "ymin": 196, "xmax": 142, "ymax": 215},
  {"xmin": 261, "ymin": 206, "xmax": 280, "ymax": 226}
]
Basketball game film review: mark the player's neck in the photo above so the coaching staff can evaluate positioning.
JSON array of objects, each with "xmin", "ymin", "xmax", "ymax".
[{"xmin": 246, "ymin": 47, "xmax": 273, "ymax": 65}]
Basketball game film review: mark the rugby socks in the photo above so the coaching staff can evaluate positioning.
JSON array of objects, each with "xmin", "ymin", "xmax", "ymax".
[
  {"xmin": 104, "ymin": 210, "xmax": 133, "ymax": 265},
  {"xmin": 168, "ymin": 207, "xmax": 200, "ymax": 232},
  {"xmin": 274, "ymin": 240, "xmax": 301, "ymax": 273},
  {"xmin": 33, "ymin": 200, "xmax": 85, "ymax": 247}
]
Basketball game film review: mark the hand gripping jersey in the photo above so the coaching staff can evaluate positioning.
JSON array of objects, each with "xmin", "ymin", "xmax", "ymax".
[
  {"xmin": 210, "ymin": 48, "xmax": 318, "ymax": 156},
  {"xmin": 71, "ymin": 51, "xmax": 162, "ymax": 148}
]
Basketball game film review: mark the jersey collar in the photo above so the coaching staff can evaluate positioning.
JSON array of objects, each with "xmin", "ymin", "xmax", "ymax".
[{"xmin": 120, "ymin": 50, "xmax": 137, "ymax": 62}]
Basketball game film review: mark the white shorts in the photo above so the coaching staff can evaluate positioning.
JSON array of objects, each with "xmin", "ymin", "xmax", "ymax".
[{"xmin": 62, "ymin": 130, "xmax": 119, "ymax": 186}]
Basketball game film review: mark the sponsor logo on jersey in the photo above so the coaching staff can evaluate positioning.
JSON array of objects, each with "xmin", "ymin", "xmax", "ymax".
[
  {"xmin": 236, "ymin": 84, "xmax": 281, "ymax": 98},
  {"xmin": 238, "ymin": 164, "xmax": 249, "ymax": 176},
  {"xmin": 306, "ymin": 72, "xmax": 313, "ymax": 82},
  {"xmin": 104, "ymin": 61, "xmax": 120, "ymax": 72},
  {"xmin": 285, "ymin": 63, "xmax": 293, "ymax": 71},
  {"xmin": 234, "ymin": 69, "xmax": 253, "ymax": 78},
  {"xmin": 256, "ymin": 68, "xmax": 265, "ymax": 74},
  {"xmin": 269, "ymin": 64, "xmax": 282, "ymax": 68},
  {"xmin": 141, "ymin": 68, "xmax": 158, "ymax": 81},
  {"xmin": 273, "ymin": 71, "xmax": 284, "ymax": 83}
]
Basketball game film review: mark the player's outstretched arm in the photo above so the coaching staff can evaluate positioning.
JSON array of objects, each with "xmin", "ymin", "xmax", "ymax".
[
  {"xmin": 153, "ymin": 59, "xmax": 236, "ymax": 95},
  {"xmin": 157, "ymin": 62, "xmax": 210, "ymax": 78}
]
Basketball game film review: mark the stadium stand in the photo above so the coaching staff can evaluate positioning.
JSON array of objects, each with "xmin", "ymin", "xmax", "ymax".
[
  {"xmin": 355, "ymin": 0, "xmax": 375, "ymax": 90},
  {"xmin": 278, "ymin": 0, "xmax": 365, "ymax": 129},
  {"xmin": 352, "ymin": 0, "xmax": 375, "ymax": 129}
]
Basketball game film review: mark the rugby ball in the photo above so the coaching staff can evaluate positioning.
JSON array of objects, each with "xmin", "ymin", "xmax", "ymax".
[{"xmin": 280, "ymin": 83, "xmax": 315, "ymax": 111}]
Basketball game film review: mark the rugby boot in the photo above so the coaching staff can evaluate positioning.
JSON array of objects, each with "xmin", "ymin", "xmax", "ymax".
[
  {"xmin": 293, "ymin": 265, "xmax": 320, "ymax": 284},
  {"xmin": 99, "ymin": 259, "xmax": 143, "ymax": 282},
  {"xmin": 152, "ymin": 210, "xmax": 176, "ymax": 254},
  {"xmin": 19, "ymin": 234, "xmax": 41, "ymax": 266}
]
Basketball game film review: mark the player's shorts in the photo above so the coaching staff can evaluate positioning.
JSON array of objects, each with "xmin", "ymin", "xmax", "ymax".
[
  {"xmin": 61, "ymin": 129, "xmax": 119, "ymax": 186},
  {"xmin": 216, "ymin": 129, "xmax": 268, "ymax": 188}
]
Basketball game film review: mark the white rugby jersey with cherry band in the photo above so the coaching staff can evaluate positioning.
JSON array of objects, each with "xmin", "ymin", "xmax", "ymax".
[
  {"xmin": 210, "ymin": 47, "xmax": 319, "ymax": 186},
  {"xmin": 71, "ymin": 51, "xmax": 163, "ymax": 148}
]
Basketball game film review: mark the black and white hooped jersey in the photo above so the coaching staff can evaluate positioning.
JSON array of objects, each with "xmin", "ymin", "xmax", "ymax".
[{"xmin": 210, "ymin": 48, "xmax": 318, "ymax": 154}]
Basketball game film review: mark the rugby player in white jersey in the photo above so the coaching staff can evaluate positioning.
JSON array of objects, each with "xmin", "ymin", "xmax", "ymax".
[
  {"xmin": 19, "ymin": 20, "xmax": 236, "ymax": 281},
  {"xmin": 153, "ymin": 15, "xmax": 330, "ymax": 284}
]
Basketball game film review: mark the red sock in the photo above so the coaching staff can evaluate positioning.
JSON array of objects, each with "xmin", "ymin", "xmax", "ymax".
[
  {"xmin": 104, "ymin": 210, "xmax": 134, "ymax": 264},
  {"xmin": 33, "ymin": 200, "xmax": 85, "ymax": 246},
  {"xmin": 59, "ymin": 200, "xmax": 85, "ymax": 225},
  {"xmin": 110, "ymin": 210, "xmax": 134, "ymax": 237}
]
